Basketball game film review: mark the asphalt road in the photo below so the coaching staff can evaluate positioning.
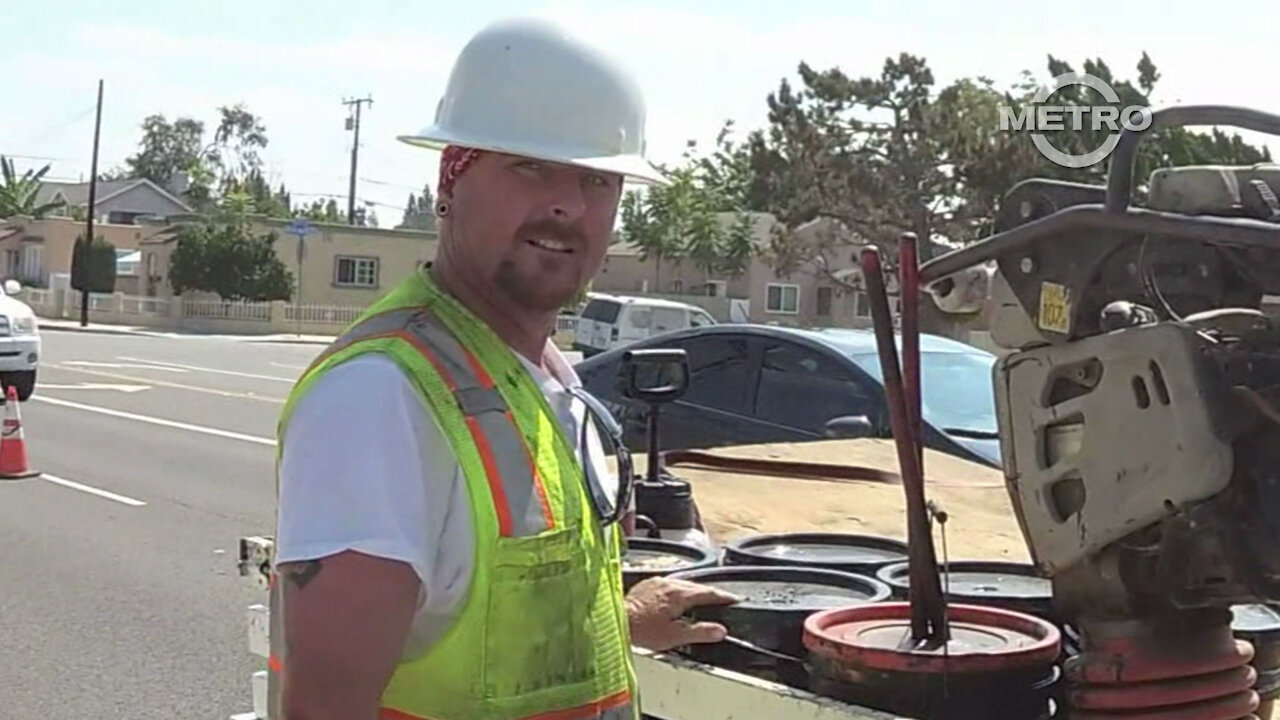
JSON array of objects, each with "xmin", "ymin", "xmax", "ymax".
[{"xmin": 0, "ymin": 328, "xmax": 324, "ymax": 720}]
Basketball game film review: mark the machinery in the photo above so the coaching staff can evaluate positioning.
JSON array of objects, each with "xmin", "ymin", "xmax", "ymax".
[{"xmin": 920, "ymin": 105, "xmax": 1280, "ymax": 718}]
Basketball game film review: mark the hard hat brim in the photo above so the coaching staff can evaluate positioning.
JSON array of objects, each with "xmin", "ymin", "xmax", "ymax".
[{"xmin": 397, "ymin": 130, "xmax": 671, "ymax": 187}]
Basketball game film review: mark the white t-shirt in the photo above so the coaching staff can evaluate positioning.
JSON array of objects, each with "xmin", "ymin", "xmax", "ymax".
[{"xmin": 275, "ymin": 341, "xmax": 618, "ymax": 659}]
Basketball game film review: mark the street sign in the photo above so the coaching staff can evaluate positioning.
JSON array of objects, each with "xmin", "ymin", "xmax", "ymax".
[
  {"xmin": 284, "ymin": 218, "xmax": 315, "ymax": 238},
  {"xmin": 286, "ymin": 217, "xmax": 315, "ymax": 263},
  {"xmin": 283, "ymin": 217, "xmax": 315, "ymax": 335}
]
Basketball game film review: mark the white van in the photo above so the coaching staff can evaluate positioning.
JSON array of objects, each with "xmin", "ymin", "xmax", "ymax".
[{"xmin": 572, "ymin": 293, "xmax": 717, "ymax": 356}]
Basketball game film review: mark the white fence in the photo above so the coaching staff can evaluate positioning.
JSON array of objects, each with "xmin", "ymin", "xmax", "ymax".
[
  {"xmin": 556, "ymin": 315, "xmax": 579, "ymax": 334},
  {"xmin": 183, "ymin": 298, "xmax": 273, "ymax": 322},
  {"xmin": 27, "ymin": 289, "xmax": 51, "ymax": 308},
  {"xmin": 285, "ymin": 303, "xmax": 365, "ymax": 325},
  {"xmin": 24, "ymin": 288, "xmax": 371, "ymax": 337},
  {"xmin": 121, "ymin": 296, "xmax": 169, "ymax": 316}
]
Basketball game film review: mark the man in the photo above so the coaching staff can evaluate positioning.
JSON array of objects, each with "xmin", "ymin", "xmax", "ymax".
[{"xmin": 268, "ymin": 16, "xmax": 738, "ymax": 720}]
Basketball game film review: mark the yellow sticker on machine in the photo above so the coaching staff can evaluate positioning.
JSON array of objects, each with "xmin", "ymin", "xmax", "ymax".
[{"xmin": 1038, "ymin": 282, "xmax": 1071, "ymax": 334}]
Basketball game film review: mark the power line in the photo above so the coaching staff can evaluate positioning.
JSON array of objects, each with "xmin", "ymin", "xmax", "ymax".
[
  {"xmin": 358, "ymin": 176, "xmax": 422, "ymax": 191},
  {"xmin": 0, "ymin": 152, "xmax": 76, "ymax": 163},
  {"xmin": 22, "ymin": 105, "xmax": 98, "ymax": 148},
  {"xmin": 288, "ymin": 191, "xmax": 407, "ymax": 213}
]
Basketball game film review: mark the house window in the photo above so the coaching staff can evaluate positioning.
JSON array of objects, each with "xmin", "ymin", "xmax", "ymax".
[
  {"xmin": 765, "ymin": 283, "xmax": 799, "ymax": 314},
  {"xmin": 20, "ymin": 246, "xmax": 42, "ymax": 282},
  {"xmin": 334, "ymin": 256, "xmax": 378, "ymax": 288},
  {"xmin": 115, "ymin": 248, "xmax": 140, "ymax": 276},
  {"xmin": 670, "ymin": 280, "xmax": 683, "ymax": 293},
  {"xmin": 854, "ymin": 291, "xmax": 900, "ymax": 319},
  {"xmin": 855, "ymin": 291, "xmax": 871, "ymax": 317},
  {"xmin": 816, "ymin": 287, "xmax": 834, "ymax": 316},
  {"xmin": 5, "ymin": 250, "xmax": 19, "ymax": 277},
  {"xmin": 706, "ymin": 280, "xmax": 727, "ymax": 297}
]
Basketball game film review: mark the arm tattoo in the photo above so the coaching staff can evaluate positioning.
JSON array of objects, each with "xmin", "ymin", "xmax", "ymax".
[{"xmin": 284, "ymin": 560, "xmax": 323, "ymax": 589}]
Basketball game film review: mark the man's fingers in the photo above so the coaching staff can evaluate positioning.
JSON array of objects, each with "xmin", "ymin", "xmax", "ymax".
[{"xmin": 680, "ymin": 621, "xmax": 728, "ymax": 645}]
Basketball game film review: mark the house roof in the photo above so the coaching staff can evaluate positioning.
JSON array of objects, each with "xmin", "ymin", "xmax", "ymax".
[{"xmin": 36, "ymin": 178, "xmax": 193, "ymax": 213}]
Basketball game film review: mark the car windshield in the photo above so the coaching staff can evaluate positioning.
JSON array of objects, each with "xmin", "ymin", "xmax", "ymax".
[
  {"xmin": 849, "ymin": 350, "xmax": 998, "ymax": 435},
  {"xmin": 580, "ymin": 299, "xmax": 621, "ymax": 323}
]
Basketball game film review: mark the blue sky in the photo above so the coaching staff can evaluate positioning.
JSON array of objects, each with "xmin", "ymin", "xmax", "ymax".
[{"xmin": 5, "ymin": 1, "xmax": 1279, "ymax": 226}]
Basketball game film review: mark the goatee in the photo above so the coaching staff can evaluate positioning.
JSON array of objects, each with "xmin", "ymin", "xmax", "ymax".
[{"xmin": 495, "ymin": 260, "xmax": 580, "ymax": 312}]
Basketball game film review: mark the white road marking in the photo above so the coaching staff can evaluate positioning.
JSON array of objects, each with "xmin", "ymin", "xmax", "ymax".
[
  {"xmin": 270, "ymin": 362, "xmax": 307, "ymax": 370},
  {"xmin": 116, "ymin": 356, "xmax": 295, "ymax": 383},
  {"xmin": 38, "ymin": 382, "xmax": 151, "ymax": 393},
  {"xmin": 50, "ymin": 364, "xmax": 285, "ymax": 403},
  {"xmin": 61, "ymin": 361, "xmax": 187, "ymax": 372},
  {"xmin": 41, "ymin": 473, "xmax": 146, "ymax": 507},
  {"xmin": 31, "ymin": 396, "xmax": 278, "ymax": 446}
]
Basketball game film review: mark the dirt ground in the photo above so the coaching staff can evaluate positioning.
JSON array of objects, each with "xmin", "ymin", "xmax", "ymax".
[{"xmin": 640, "ymin": 438, "xmax": 1033, "ymax": 564}]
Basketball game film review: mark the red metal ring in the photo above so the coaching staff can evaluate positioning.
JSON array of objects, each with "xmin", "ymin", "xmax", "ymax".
[{"xmin": 802, "ymin": 601, "xmax": 1062, "ymax": 673}]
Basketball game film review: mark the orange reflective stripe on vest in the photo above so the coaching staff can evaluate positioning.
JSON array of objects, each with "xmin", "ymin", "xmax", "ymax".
[
  {"xmin": 379, "ymin": 690, "xmax": 635, "ymax": 720},
  {"xmin": 310, "ymin": 306, "xmax": 555, "ymax": 537}
]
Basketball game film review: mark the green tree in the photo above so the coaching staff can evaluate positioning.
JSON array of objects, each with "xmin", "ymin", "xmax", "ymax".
[
  {"xmin": 70, "ymin": 235, "xmax": 117, "ymax": 294},
  {"xmin": 721, "ymin": 211, "xmax": 757, "ymax": 279},
  {"xmin": 168, "ymin": 200, "xmax": 294, "ymax": 302},
  {"xmin": 735, "ymin": 54, "xmax": 964, "ymax": 263},
  {"xmin": 208, "ymin": 104, "xmax": 268, "ymax": 185},
  {"xmin": 0, "ymin": 157, "xmax": 66, "ymax": 218},
  {"xmin": 620, "ymin": 143, "xmax": 760, "ymax": 291},
  {"xmin": 221, "ymin": 170, "xmax": 292, "ymax": 218},
  {"xmin": 1001, "ymin": 55, "xmax": 1271, "ymax": 190},
  {"xmin": 621, "ymin": 186, "xmax": 682, "ymax": 290},
  {"xmin": 122, "ymin": 104, "xmax": 275, "ymax": 211},
  {"xmin": 400, "ymin": 183, "xmax": 437, "ymax": 231},
  {"xmin": 123, "ymin": 115, "xmax": 205, "ymax": 188},
  {"xmin": 294, "ymin": 197, "xmax": 378, "ymax": 227},
  {"xmin": 726, "ymin": 51, "xmax": 1275, "ymax": 277}
]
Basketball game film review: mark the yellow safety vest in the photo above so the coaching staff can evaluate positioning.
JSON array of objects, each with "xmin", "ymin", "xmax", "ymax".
[{"xmin": 267, "ymin": 266, "xmax": 638, "ymax": 720}]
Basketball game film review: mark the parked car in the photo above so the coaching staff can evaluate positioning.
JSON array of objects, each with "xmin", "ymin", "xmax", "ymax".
[
  {"xmin": 0, "ymin": 280, "xmax": 40, "ymax": 401},
  {"xmin": 572, "ymin": 292, "xmax": 718, "ymax": 357},
  {"xmin": 574, "ymin": 323, "xmax": 1001, "ymax": 468}
]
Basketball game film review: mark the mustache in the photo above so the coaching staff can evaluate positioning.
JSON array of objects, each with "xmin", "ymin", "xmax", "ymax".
[{"xmin": 517, "ymin": 219, "xmax": 587, "ymax": 246}]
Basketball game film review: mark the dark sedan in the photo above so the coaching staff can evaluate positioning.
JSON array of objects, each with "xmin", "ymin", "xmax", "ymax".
[{"xmin": 574, "ymin": 324, "xmax": 1002, "ymax": 468}]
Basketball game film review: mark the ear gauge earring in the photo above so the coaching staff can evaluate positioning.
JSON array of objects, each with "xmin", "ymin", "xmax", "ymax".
[{"xmin": 436, "ymin": 201, "xmax": 450, "ymax": 217}]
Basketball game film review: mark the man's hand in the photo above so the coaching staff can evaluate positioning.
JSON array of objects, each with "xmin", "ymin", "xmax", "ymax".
[{"xmin": 625, "ymin": 576, "xmax": 739, "ymax": 652}]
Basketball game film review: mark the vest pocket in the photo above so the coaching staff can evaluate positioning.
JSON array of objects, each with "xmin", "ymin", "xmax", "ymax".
[{"xmin": 483, "ymin": 526, "xmax": 596, "ymax": 700}]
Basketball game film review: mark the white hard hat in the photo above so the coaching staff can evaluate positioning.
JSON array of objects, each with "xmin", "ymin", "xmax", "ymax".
[{"xmin": 398, "ymin": 17, "xmax": 668, "ymax": 186}]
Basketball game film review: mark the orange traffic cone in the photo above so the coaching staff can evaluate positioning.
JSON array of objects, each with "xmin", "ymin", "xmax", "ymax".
[{"xmin": 0, "ymin": 385, "xmax": 38, "ymax": 480}]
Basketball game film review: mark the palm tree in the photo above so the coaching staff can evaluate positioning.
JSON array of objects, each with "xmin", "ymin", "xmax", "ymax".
[{"xmin": 0, "ymin": 156, "xmax": 67, "ymax": 219}]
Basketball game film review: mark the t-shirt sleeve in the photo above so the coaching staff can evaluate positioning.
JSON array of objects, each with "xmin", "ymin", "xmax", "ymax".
[{"xmin": 274, "ymin": 353, "xmax": 452, "ymax": 597}]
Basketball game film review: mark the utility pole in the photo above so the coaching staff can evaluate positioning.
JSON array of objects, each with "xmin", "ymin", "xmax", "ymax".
[
  {"xmin": 343, "ymin": 95, "xmax": 373, "ymax": 226},
  {"xmin": 80, "ymin": 79, "xmax": 103, "ymax": 328}
]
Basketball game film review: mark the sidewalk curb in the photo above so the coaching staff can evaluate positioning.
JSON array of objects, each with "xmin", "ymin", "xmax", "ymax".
[
  {"xmin": 39, "ymin": 320, "xmax": 335, "ymax": 345},
  {"xmin": 245, "ymin": 337, "xmax": 334, "ymax": 346},
  {"xmin": 41, "ymin": 323, "xmax": 156, "ymax": 337}
]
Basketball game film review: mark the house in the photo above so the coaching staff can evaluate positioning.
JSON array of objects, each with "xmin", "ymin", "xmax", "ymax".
[
  {"xmin": 0, "ymin": 215, "xmax": 169, "ymax": 294},
  {"xmin": 141, "ymin": 215, "xmax": 439, "ymax": 306},
  {"xmin": 36, "ymin": 177, "xmax": 193, "ymax": 225},
  {"xmin": 593, "ymin": 212, "xmax": 892, "ymax": 328}
]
